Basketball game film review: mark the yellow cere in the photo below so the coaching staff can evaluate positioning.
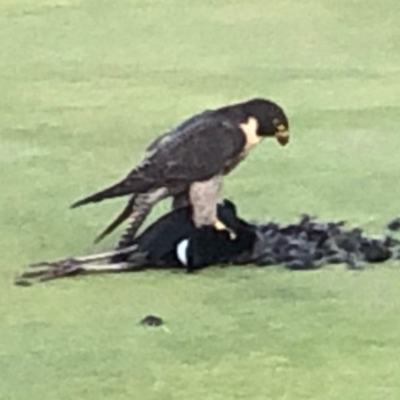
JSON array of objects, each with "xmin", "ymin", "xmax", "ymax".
[{"xmin": 277, "ymin": 124, "xmax": 287, "ymax": 132}]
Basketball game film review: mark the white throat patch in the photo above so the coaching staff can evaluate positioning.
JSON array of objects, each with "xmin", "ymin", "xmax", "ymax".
[{"xmin": 239, "ymin": 116, "xmax": 262, "ymax": 152}]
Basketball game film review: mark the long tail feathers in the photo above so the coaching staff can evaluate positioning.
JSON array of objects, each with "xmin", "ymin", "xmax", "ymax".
[
  {"xmin": 70, "ymin": 176, "xmax": 152, "ymax": 209},
  {"xmin": 93, "ymin": 197, "xmax": 136, "ymax": 244},
  {"xmin": 70, "ymin": 181, "xmax": 130, "ymax": 209}
]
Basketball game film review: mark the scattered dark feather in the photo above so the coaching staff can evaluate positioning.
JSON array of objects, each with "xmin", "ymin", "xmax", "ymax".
[{"xmin": 140, "ymin": 315, "xmax": 164, "ymax": 327}]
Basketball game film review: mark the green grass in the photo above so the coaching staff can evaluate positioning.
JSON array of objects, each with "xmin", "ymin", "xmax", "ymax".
[{"xmin": 1, "ymin": 0, "xmax": 400, "ymax": 398}]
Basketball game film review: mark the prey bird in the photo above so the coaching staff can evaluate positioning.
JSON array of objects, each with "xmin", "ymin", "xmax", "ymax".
[{"xmin": 71, "ymin": 97, "xmax": 290, "ymax": 244}]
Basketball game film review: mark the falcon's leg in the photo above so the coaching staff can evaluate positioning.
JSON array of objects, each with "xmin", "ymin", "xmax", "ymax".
[
  {"xmin": 115, "ymin": 188, "xmax": 169, "ymax": 250},
  {"xmin": 189, "ymin": 177, "xmax": 221, "ymax": 226},
  {"xmin": 189, "ymin": 176, "xmax": 236, "ymax": 239}
]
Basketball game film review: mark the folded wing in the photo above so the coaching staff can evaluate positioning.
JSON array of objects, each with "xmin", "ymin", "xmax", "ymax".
[{"xmin": 71, "ymin": 114, "xmax": 246, "ymax": 209}]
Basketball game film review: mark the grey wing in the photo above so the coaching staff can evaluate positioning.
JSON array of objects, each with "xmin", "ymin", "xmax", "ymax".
[
  {"xmin": 71, "ymin": 113, "xmax": 245, "ymax": 208},
  {"xmin": 145, "ymin": 110, "xmax": 213, "ymax": 154},
  {"xmin": 138, "ymin": 114, "xmax": 246, "ymax": 186}
]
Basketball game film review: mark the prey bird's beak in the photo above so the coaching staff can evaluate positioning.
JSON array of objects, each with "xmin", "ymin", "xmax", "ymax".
[{"xmin": 275, "ymin": 125, "xmax": 289, "ymax": 146}]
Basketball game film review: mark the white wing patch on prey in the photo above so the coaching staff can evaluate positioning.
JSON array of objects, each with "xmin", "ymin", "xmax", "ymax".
[{"xmin": 176, "ymin": 239, "xmax": 190, "ymax": 266}]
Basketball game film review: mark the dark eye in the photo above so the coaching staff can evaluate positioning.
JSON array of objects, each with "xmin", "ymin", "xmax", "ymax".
[{"xmin": 272, "ymin": 118, "xmax": 280, "ymax": 126}]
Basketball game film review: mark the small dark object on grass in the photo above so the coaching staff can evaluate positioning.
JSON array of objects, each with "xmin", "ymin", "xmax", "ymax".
[{"xmin": 140, "ymin": 315, "xmax": 164, "ymax": 327}]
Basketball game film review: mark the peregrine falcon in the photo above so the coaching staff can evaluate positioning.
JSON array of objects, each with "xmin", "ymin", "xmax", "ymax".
[{"xmin": 71, "ymin": 97, "xmax": 290, "ymax": 243}]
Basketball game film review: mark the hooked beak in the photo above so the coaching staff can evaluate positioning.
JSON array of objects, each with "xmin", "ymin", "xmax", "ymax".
[{"xmin": 275, "ymin": 125, "xmax": 289, "ymax": 146}]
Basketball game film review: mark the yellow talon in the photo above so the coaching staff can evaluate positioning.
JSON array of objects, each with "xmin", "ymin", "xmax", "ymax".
[
  {"xmin": 213, "ymin": 219, "xmax": 237, "ymax": 240},
  {"xmin": 214, "ymin": 219, "xmax": 227, "ymax": 231}
]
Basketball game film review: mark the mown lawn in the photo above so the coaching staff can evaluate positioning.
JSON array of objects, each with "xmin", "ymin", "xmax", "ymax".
[{"xmin": 1, "ymin": 0, "xmax": 400, "ymax": 399}]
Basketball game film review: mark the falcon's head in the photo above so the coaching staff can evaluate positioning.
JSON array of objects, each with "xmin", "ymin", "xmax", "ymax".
[{"xmin": 242, "ymin": 98, "xmax": 290, "ymax": 146}]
